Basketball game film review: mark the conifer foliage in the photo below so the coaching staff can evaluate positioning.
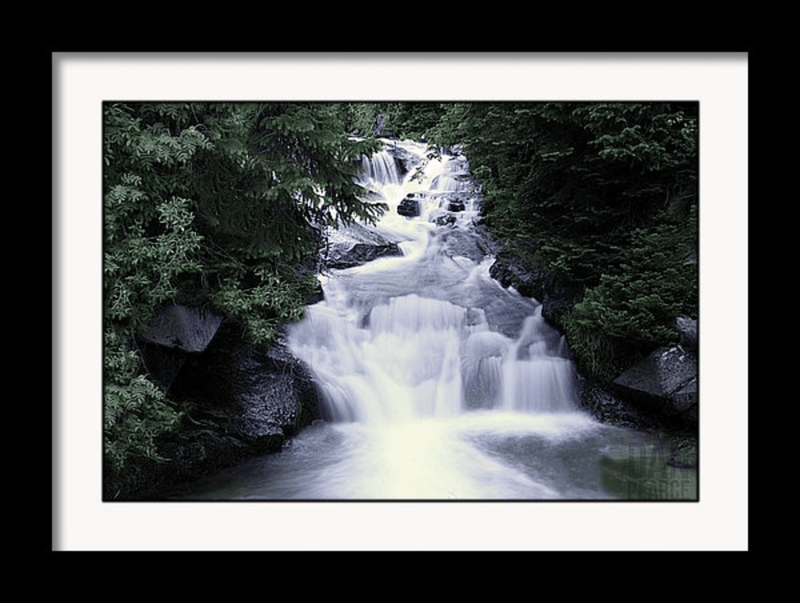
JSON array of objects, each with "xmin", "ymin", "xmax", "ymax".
[{"xmin": 103, "ymin": 102, "xmax": 385, "ymax": 479}]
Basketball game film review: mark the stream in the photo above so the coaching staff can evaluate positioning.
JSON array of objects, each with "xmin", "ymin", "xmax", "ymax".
[{"xmin": 170, "ymin": 140, "xmax": 697, "ymax": 501}]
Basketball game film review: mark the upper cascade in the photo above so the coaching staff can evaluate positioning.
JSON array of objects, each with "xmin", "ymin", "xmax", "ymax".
[
  {"xmin": 359, "ymin": 148, "xmax": 402, "ymax": 187},
  {"xmin": 289, "ymin": 139, "xmax": 580, "ymax": 424}
]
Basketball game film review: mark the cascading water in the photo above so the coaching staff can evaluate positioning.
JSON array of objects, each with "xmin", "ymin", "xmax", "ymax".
[
  {"xmin": 170, "ymin": 139, "xmax": 697, "ymax": 501},
  {"xmin": 293, "ymin": 142, "xmax": 578, "ymax": 424},
  {"xmin": 358, "ymin": 148, "xmax": 402, "ymax": 187}
]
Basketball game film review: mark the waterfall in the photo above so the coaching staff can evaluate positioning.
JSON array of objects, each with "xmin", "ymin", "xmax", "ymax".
[
  {"xmin": 170, "ymin": 139, "xmax": 695, "ymax": 502},
  {"xmin": 359, "ymin": 148, "xmax": 401, "ymax": 187},
  {"xmin": 289, "ymin": 141, "xmax": 578, "ymax": 425}
]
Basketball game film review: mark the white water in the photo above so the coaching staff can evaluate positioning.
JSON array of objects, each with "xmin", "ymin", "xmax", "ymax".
[
  {"xmin": 294, "ymin": 141, "xmax": 578, "ymax": 423},
  {"xmin": 169, "ymin": 140, "xmax": 696, "ymax": 501}
]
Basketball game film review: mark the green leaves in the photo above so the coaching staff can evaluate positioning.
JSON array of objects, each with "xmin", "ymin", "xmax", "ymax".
[
  {"xmin": 156, "ymin": 196, "xmax": 195, "ymax": 232},
  {"xmin": 104, "ymin": 374, "xmax": 182, "ymax": 471},
  {"xmin": 104, "ymin": 193, "xmax": 203, "ymax": 328},
  {"xmin": 562, "ymin": 214, "xmax": 698, "ymax": 379},
  {"xmin": 188, "ymin": 102, "xmax": 386, "ymax": 266},
  {"xmin": 209, "ymin": 264, "xmax": 317, "ymax": 348},
  {"xmin": 133, "ymin": 121, "xmax": 212, "ymax": 170}
]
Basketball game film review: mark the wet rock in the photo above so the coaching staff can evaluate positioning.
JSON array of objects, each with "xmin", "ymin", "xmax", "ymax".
[
  {"xmin": 577, "ymin": 378, "xmax": 661, "ymax": 430},
  {"xmin": 385, "ymin": 143, "xmax": 420, "ymax": 176},
  {"xmin": 447, "ymin": 199, "xmax": 466, "ymax": 212},
  {"xmin": 111, "ymin": 324, "xmax": 325, "ymax": 499},
  {"xmin": 397, "ymin": 196, "xmax": 421, "ymax": 217},
  {"xmin": 489, "ymin": 252, "xmax": 578, "ymax": 324},
  {"xmin": 138, "ymin": 304, "xmax": 224, "ymax": 390},
  {"xmin": 435, "ymin": 228, "xmax": 491, "ymax": 263},
  {"xmin": 671, "ymin": 378, "xmax": 698, "ymax": 421},
  {"xmin": 139, "ymin": 304, "xmax": 223, "ymax": 353},
  {"xmin": 324, "ymin": 222, "xmax": 404, "ymax": 269},
  {"xmin": 171, "ymin": 325, "xmax": 321, "ymax": 450},
  {"xmin": 612, "ymin": 346, "xmax": 698, "ymax": 425},
  {"xmin": 433, "ymin": 213, "xmax": 457, "ymax": 227}
]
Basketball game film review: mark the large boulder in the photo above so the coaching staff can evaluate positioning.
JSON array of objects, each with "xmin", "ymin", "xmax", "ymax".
[
  {"xmin": 170, "ymin": 324, "xmax": 321, "ymax": 451},
  {"xmin": 115, "ymin": 323, "xmax": 323, "ymax": 499},
  {"xmin": 324, "ymin": 222, "xmax": 405, "ymax": 269},
  {"xmin": 612, "ymin": 345, "xmax": 698, "ymax": 425},
  {"xmin": 138, "ymin": 304, "xmax": 224, "ymax": 390},
  {"xmin": 139, "ymin": 304, "xmax": 223, "ymax": 353},
  {"xmin": 578, "ymin": 377, "xmax": 661, "ymax": 431}
]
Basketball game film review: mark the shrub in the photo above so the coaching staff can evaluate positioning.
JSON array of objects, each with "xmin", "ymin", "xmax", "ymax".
[{"xmin": 562, "ymin": 212, "xmax": 698, "ymax": 380}]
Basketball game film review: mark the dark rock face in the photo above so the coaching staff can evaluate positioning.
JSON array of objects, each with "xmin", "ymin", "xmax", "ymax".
[
  {"xmin": 324, "ymin": 222, "xmax": 404, "ymax": 269},
  {"xmin": 140, "ymin": 304, "xmax": 224, "ymax": 353},
  {"xmin": 397, "ymin": 196, "xmax": 421, "ymax": 217},
  {"xmin": 577, "ymin": 378, "xmax": 661, "ymax": 431},
  {"xmin": 385, "ymin": 143, "xmax": 422, "ymax": 176},
  {"xmin": 327, "ymin": 242, "xmax": 401, "ymax": 269},
  {"xmin": 116, "ymin": 323, "xmax": 323, "ymax": 499},
  {"xmin": 488, "ymin": 252, "xmax": 578, "ymax": 324},
  {"xmin": 433, "ymin": 213, "xmax": 456, "ymax": 227},
  {"xmin": 170, "ymin": 325, "xmax": 321, "ymax": 449},
  {"xmin": 447, "ymin": 199, "xmax": 466, "ymax": 212},
  {"xmin": 138, "ymin": 304, "xmax": 225, "ymax": 391},
  {"xmin": 612, "ymin": 346, "xmax": 698, "ymax": 426}
]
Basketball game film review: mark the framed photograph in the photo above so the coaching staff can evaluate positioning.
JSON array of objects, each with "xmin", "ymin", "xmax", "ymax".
[{"xmin": 53, "ymin": 52, "xmax": 748, "ymax": 551}]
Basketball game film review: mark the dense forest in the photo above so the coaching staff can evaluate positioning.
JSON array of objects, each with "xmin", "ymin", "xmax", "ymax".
[{"xmin": 103, "ymin": 101, "xmax": 698, "ymax": 482}]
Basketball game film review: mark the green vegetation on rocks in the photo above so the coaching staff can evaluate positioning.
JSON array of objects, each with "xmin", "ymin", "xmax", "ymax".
[{"xmin": 103, "ymin": 102, "xmax": 387, "ymax": 482}]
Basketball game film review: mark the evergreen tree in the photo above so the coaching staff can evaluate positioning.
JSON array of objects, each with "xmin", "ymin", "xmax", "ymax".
[{"xmin": 103, "ymin": 101, "xmax": 386, "ymax": 477}]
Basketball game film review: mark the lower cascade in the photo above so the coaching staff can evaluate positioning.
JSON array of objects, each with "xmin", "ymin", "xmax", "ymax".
[
  {"xmin": 290, "ymin": 294, "xmax": 578, "ymax": 424},
  {"xmin": 171, "ymin": 140, "xmax": 696, "ymax": 501}
]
